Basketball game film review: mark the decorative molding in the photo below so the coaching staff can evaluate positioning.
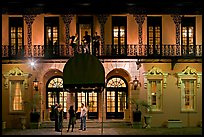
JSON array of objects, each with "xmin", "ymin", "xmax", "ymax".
[
  {"xmin": 3, "ymin": 67, "xmax": 32, "ymax": 89},
  {"xmin": 177, "ymin": 66, "xmax": 202, "ymax": 88},
  {"xmin": 171, "ymin": 14, "xmax": 182, "ymax": 46},
  {"xmin": 97, "ymin": 14, "xmax": 109, "ymax": 46},
  {"xmin": 143, "ymin": 66, "xmax": 169, "ymax": 89},
  {"xmin": 23, "ymin": 15, "xmax": 36, "ymax": 57},
  {"xmin": 61, "ymin": 14, "xmax": 74, "ymax": 48}
]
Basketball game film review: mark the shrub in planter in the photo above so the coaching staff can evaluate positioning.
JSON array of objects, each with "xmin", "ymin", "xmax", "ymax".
[{"xmin": 129, "ymin": 97, "xmax": 151, "ymax": 122}]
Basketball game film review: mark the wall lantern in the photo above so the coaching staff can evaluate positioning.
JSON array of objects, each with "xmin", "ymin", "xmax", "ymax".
[
  {"xmin": 133, "ymin": 76, "xmax": 139, "ymax": 90},
  {"xmin": 33, "ymin": 78, "xmax": 39, "ymax": 91}
]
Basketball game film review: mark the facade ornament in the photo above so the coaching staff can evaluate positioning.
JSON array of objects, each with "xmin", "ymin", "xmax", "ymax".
[
  {"xmin": 143, "ymin": 66, "xmax": 169, "ymax": 89},
  {"xmin": 171, "ymin": 14, "xmax": 182, "ymax": 55},
  {"xmin": 171, "ymin": 14, "xmax": 182, "ymax": 51},
  {"xmin": 61, "ymin": 10, "xmax": 74, "ymax": 55},
  {"xmin": 129, "ymin": 7, "xmax": 146, "ymax": 56},
  {"xmin": 23, "ymin": 14, "xmax": 36, "ymax": 57},
  {"xmin": 3, "ymin": 67, "xmax": 32, "ymax": 89},
  {"xmin": 177, "ymin": 66, "xmax": 202, "ymax": 88},
  {"xmin": 97, "ymin": 14, "xmax": 109, "ymax": 46}
]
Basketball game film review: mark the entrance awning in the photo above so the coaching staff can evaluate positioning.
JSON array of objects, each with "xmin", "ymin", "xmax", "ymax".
[{"xmin": 63, "ymin": 54, "xmax": 105, "ymax": 91}]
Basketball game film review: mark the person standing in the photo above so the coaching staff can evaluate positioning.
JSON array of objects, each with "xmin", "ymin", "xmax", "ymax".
[
  {"xmin": 92, "ymin": 32, "xmax": 101, "ymax": 56},
  {"xmin": 67, "ymin": 105, "xmax": 76, "ymax": 132},
  {"xmin": 79, "ymin": 103, "xmax": 87, "ymax": 131},
  {"xmin": 57, "ymin": 104, "xmax": 63, "ymax": 132},
  {"xmin": 82, "ymin": 31, "xmax": 91, "ymax": 53},
  {"xmin": 54, "ymin": 103, "xmax": 59, "ymax": 131},
  {"xmin": 70, "ymin": 33, "xmax": 79, "ymax": 55}
]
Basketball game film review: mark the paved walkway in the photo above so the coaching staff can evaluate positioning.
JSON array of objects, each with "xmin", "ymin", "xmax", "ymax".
[{"xmin": 2, "ymin": 127, "xmax": 202, "ymax": 135}]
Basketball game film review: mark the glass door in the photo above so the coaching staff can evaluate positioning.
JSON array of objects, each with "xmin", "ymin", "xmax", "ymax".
[
  {"xmin": 112, "ymin": 16, "xmax": 127, "ymax": 56},
  {"xmin": 106, "ymin": 77, "xmax": 128, "ymax": 119},
  {"xmin": 76, "ymin": 91, "xmax": 98, "ymax": 119}
]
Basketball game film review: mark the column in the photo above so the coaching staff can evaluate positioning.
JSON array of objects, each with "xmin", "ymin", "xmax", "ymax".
[
  {"xmin": 97, "ymin": 14, "xmax": 108, "ymax": 55},
  {"xmin": 134, "ymin": 14, "xmax": 146, "ymax": 56},
  {"xmin": 61, "ymin": 13, "xmax": 74, "ymax": 56},
  {"xmin": 23, "ymin": 15, "xmax": 36, "ymax": 57},
  {"xmin": 171, "ymin": 14, "xmax": 182, "ymax": 56}
]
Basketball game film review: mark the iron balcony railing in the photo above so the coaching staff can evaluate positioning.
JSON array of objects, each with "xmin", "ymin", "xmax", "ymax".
[{"xmin": 1, "ymin": 44, "xmax": 202, "ymax": 60}]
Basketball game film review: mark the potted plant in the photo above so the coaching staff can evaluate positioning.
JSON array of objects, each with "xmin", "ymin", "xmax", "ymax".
[
  {"xmin": 129, "ymin": 97, "xmax": 151, "ymax": 128},
  {"xmin": 24, "ymin": 92, "xmax": 42, "ymax": 128}
]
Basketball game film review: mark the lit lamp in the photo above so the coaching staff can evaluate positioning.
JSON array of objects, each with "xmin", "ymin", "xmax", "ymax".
[
  {"xmin": 33, "ymin": 78, "xmax": 39, "ymax": 91},
  {"xmin": 133, "ymin": 76, "xmax": 139, "ymax": 90}
]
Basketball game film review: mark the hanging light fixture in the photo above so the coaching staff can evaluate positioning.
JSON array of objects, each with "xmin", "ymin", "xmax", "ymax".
[
  {"xmin": 133, "ymin": 76, "xmax": 139, "ymax": 90},
  {"xmin": 33, "ymin": 77, "xmax": 39, "ymax": 91}
]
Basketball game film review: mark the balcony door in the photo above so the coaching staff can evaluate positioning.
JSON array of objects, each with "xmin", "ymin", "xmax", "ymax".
[
  {"xmin": 77, "ymin": 16, "xmax": 93, "ymax": 54},
  {"xmin": 9, "ymin": 17, "xmax": 24, "ymax": 58},
  {"xmin": 112, "ymin": 16, "xmax": 127, "ymax": 56},
  {"xmin": 147, "ymin": 17, "xmax": 162, "ymax": 56},
  {"xmin": 44, "ymin": 17, "xmax": 59, "ymax": 57},
  {"xmin": 181, "ymin": 17, "xmax": 195, "ymax": 55}
]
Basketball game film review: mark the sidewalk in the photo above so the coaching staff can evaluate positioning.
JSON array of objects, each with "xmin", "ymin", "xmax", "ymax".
[{"xmin": 2, "ymin": 127, "xmax": 202, "ymax": 135}]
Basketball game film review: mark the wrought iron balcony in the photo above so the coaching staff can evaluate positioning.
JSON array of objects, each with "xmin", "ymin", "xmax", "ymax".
[{"xmin": 1, "ymin": 44, "xmax": 202, "ymax": 60}]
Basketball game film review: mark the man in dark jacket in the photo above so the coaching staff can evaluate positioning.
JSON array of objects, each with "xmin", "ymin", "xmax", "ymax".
[{"xmin": 54, "ymin": 103, "xmax": 59, "ymax": 131}]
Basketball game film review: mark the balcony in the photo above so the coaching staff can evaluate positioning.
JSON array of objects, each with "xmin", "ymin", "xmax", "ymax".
[{"xmin": 1, "ymin": 44, "xmax": 202, "ymax": 60}]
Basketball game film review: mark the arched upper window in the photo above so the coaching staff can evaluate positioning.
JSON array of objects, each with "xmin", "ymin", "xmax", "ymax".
[
  {"xmin": 48, "ymin": 77, "xmax": 63, "ymax": 88},
  {"xmin": 107, "ymin": 77, "xmax": 126, "ymax": 88}
]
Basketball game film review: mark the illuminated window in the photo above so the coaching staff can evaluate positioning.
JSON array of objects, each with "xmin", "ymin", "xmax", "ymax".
[
  {"xmin": 10, "ymin": 81, "xmax": 24, "ymax": 112},
  {"xmin": 148, "ymin": 80, "xmax": 162, "ymax": 111},
  {"xmin": 88, "ymin": 92, "xmax": 98, "ymax": 112},
  {"xmin": 48, "ymin": 77, "xmax": 63, "ymax": 88},
  {"xmin": 177, "ymin": 66, "xmax": 201, "ymax": 112},
  {"xmin": 9, "ymin": 17, "xmax": 24, "ymax": 57},
  {"xmin": 144, "ymin": 66, "xmax": 168, "ymax": 112},
  {"xmin": 147, "ymin": 17, "xmax": 161, "ymax": 46},
  {"xmin": 181, "ymin": 80, "xmax": 195, "ymax": 111},
  {"xmin": 107, "ymin": 77, "xmax": 126, "ymax": 87}
]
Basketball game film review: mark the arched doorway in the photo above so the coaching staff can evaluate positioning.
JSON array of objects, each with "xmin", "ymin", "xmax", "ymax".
[
  {"xmin": 46, "ymin": 76, "xmax": 68, "ymax": 120},
  {"xmin": 106, "ymin": 76, "xmax": 128, "ymax": 119}
]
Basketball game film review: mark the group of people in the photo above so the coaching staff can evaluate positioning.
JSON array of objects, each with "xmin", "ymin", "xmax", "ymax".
[
  {"xmin": 54, "ymin": 102, "xmax": 88, "ymax": 132},
  {"xmin": 70, "ymin": 31, "xmax": 101, "ymax": 56}
]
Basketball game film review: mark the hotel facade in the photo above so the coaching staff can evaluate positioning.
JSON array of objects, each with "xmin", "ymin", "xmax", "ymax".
[{"xmin": 2, "ymin": 1, "xmax": 202, "ymax": 129}]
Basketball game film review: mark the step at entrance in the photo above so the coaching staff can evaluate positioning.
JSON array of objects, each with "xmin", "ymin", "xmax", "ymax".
[{"xmin": 40, "ymin": 119, "xmax": 132, "ymax": 128}]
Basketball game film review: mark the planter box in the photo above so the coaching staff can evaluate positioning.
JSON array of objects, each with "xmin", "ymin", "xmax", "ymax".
[
  {"xmin": 167, "ymin": 120, "xmax": 182, "ymax": 128},
  {"xmin": 132, "ymin": 122, "xmax": 142, "ymax": 128},
  {"xmin": 30, "ymin": 122, "xmax": 41, "ymax": 129},
  {"xmin": 2, "ymin": 121, "xmax": 6, "ymax": 129}
]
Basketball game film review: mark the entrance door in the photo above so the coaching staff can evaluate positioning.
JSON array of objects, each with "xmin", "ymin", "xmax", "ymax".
[
  {"xmin": 46, "ymin": 76, "xmax": 67, "ymax": 120},
  {"xmin": 76, "ymin": 91, "xmax": 98, "ymax": 119},
  {"xmin": 106, "ymin": 76, "xmax": 128, "ymax": 119}
]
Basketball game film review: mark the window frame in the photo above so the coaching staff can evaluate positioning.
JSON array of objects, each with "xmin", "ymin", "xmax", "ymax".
[{"xmin": 143, "ymin": 66, "xmax": 168, "ymax": 112}]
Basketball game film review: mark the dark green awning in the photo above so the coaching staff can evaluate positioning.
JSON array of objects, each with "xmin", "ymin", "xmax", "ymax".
[{"xmin": 63, "ymin": 54, "xmax": 105, "ymax": 91}]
